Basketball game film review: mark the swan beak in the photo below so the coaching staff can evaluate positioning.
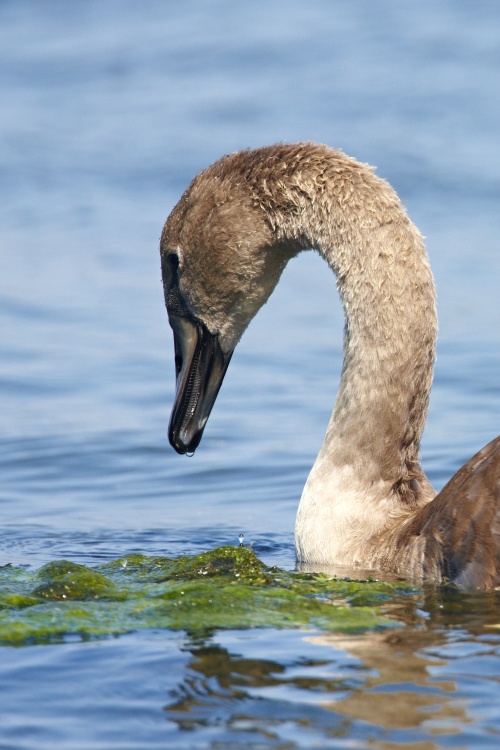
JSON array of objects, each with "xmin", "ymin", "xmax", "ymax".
[{"xmin": 168, "ymin": 314, "xmax": 233, "ymax": 455}]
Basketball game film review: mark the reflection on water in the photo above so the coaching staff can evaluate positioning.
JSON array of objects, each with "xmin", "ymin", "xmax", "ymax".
[
  {"xmin": 327, "ymin": 590, "xmax": 500, "ymax": 744},
  {"xmin": 4, "ymin": 606, "xmax": 500, "ymax": 750},
  {"xmin": 163, "ymin": 590, "xmax": 500, "ymax": 748}
]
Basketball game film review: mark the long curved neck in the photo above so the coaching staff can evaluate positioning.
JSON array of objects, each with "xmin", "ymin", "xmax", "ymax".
[
  {"xmin": 250, "ymin": 145, "xmax": 437, "ymax": 564},
  {"xmin": 321, "ymin": 211, "xmax": 436, "ymax": 499},
  {"xmin": 314, "ymin": 188, "xmax": 436, "ymax": 501}
]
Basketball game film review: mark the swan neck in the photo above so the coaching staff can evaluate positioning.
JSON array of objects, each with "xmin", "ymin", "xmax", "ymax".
[{"xmin": 264, "ymin": 147, "xmax": 437, "ymax": 497}]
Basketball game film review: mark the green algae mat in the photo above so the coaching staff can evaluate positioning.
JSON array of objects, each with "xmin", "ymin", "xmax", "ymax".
[{"xmin": 0, "ymin": 546, "xmax": 414, "ymax": 645}]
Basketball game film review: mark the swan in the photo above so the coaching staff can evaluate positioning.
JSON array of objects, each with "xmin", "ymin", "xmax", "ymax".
[{"xmin": 160, "ymin": 142, "xmax": 500, "ymax": 588}]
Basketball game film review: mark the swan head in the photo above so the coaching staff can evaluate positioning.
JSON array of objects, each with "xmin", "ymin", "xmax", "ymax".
[{"xmin": 160, "ymin": 153, "xmax": 293, "ymax": 454}]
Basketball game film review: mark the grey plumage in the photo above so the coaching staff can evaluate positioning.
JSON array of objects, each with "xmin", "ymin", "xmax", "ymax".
[{"xmin": 161, "ymin": 142, "xmax": 500, "ymax": 588}]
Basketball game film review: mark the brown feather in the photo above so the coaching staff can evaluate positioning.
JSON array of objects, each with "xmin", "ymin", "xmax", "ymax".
[
  {"xmin": 396, "ymin": 436, "xmax": 500, "ymax": 588},
  {"xmin": 161, "ymin": 142, "xmax": 500, "ymax": 588}
]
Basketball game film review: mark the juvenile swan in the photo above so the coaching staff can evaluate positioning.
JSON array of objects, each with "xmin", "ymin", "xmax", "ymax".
[{"xmin": 160, "ymin": 142, "xmax": 500, "ymax": 588}]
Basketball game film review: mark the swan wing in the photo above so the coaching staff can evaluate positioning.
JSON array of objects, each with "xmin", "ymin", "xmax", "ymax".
[{"xmin": 406, "ymin": 436, "xmax": 500, "ymax": 587}]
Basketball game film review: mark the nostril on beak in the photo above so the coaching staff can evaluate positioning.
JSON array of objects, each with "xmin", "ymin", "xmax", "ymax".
[
  {"xmin": 174, "ymin": 338, "xmax": 183, "ymax": 378},
  {"xmin": 175, "ymin": 352, "xmax": 183, "ymax": 373}
]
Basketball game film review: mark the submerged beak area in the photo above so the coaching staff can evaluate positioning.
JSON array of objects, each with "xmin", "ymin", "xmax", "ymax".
[{"xmin": 168, "ymin": 315, "xmax": 233, "ymax": 455}]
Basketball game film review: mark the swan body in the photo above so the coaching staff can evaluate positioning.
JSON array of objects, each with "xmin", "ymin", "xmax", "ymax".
[{"xmin": 160, "ymin": 142, "xmax": 500, "ymax": 588}]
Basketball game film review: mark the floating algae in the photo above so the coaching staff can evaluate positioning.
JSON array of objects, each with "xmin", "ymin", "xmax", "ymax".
[{"xmin": 0, "ymin": 546, "xmax": 416, "ymax": 645}]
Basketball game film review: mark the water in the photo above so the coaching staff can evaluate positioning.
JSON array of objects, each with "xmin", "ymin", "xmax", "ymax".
[{"xmin": 1, "ymin": 0, "xmax": 500, "ymax": 747}]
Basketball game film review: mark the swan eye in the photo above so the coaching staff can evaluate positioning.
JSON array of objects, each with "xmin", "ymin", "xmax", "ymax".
[
  {"xmin": 168, "ymin": 253, "xmax": 179, "ymax": 270},
  {"xmin": 162, "ymin": 252, "xmax": 193, "ymax": 320},
  {"xmin": 162, "ymin": 252, "xmax": 179, "ymax": 277}
]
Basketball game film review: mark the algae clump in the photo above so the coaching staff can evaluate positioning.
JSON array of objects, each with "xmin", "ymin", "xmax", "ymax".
[
  {"xmin": 0, "ymin": 546, "xmax": 414, "ymax": 645},
  {"xmin": 33, "ymin": 560, "xmax": 123, "ymax": 601}
]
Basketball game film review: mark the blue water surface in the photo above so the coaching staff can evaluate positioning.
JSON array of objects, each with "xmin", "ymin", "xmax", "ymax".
[{"xmin": 1, "ymin": 1, "xmax": 500, "ymax": 748}]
